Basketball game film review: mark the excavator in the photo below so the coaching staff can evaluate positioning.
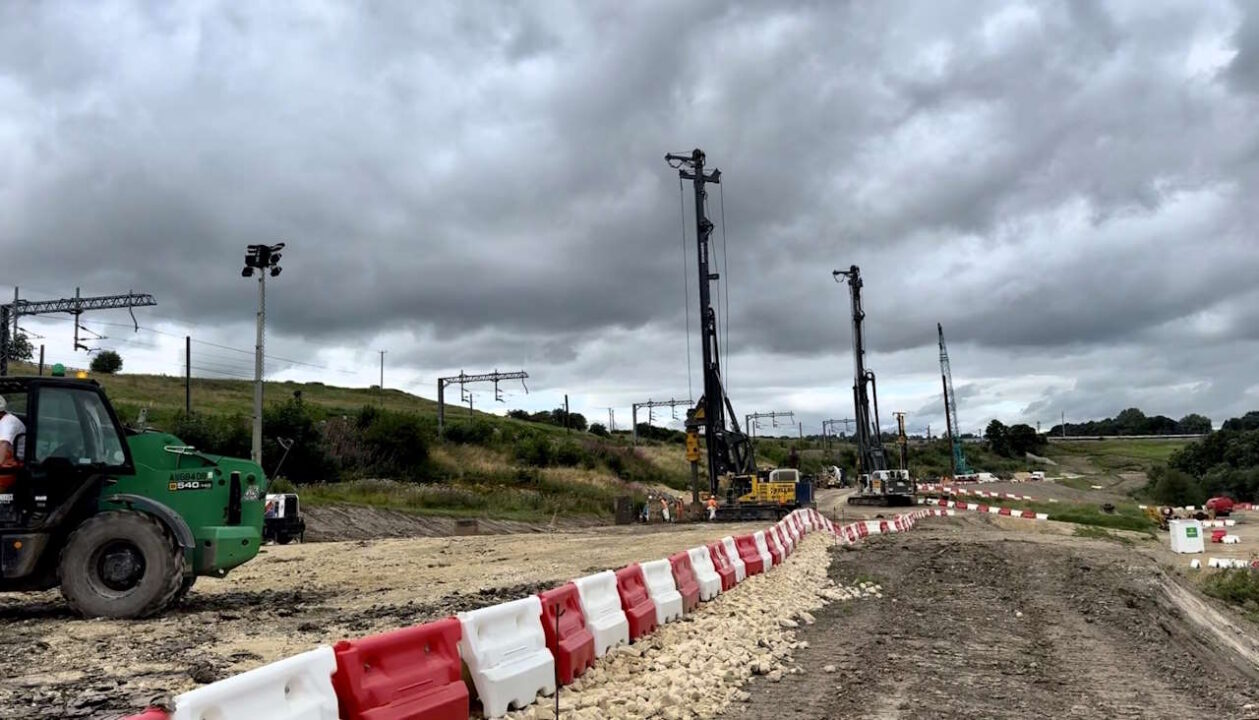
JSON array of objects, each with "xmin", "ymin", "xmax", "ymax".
[
  {"xmin": 668, "ymin": 147, "xmax": 813, "ymax": 520},
  {"xmin": 833, "ymin": 266, "xmax": 916, "ymax": 507}
]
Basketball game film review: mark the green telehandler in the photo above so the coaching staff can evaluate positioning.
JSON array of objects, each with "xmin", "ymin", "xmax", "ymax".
[{"xmin": 0, "ymin": 375, "xmax": 267, "ymax": 618}]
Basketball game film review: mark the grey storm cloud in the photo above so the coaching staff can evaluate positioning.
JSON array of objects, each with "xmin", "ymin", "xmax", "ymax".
[{"xmin": 2, "ymin": 0, "xmax": 1258, "ymax": 433}]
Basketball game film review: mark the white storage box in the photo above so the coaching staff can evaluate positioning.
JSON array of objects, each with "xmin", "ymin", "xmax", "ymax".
[{"xmin": 1168, "ymin": 519, "xmax": 1204, "ymax": 554}]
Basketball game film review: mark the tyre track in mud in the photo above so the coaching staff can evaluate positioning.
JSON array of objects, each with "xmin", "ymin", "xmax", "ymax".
[{"xmin": 724, "ymin": 523, "xmax": 1259, "ymax": 720}]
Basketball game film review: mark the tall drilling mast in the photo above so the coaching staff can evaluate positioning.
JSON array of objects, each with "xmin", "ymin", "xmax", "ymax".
[
  {"xmin": 667, "ymin": 148, "xmax": 754, "ymax": 495},
  {"xmin": 833, "ymin": 266, "xmax": 887, "ymax": 477},
  {"xmin": 938, "ymin": 323, "xmax": 972, "ymax": 478}
]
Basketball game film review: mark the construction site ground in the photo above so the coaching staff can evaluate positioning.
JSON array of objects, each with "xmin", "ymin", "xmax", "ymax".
[
  {"xmin": 726, "ymin": 517, "xmax": 1259, "ymax": 720},
  {"xmin": 4, "ymin": 497, "xmax": 1259, "ymax": 718},
  {"xmin": 0, "ymin": 520, "xmax": 768, "ymax": 719}
]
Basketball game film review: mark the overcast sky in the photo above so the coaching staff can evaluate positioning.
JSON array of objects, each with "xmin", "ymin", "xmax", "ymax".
[{"xmin": 2, "ymin": 0, "xmax": 1257, "ymax": 436}]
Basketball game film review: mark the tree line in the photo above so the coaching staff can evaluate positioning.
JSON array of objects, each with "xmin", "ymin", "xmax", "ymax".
[{"xmin": 1048, "ymin": 407, "xmax": 1211, "ymax": 437}]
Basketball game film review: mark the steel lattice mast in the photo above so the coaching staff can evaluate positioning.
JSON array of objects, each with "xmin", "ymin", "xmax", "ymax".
[{"xmin": 938, "ymin": 323, "xmax": 972, "ymax": 477}]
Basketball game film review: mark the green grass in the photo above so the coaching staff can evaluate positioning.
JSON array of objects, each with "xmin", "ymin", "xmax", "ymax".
[
  {"xmin": 9, "ymin": 360, "xmax": 568, "ymax": 439},
  {"xmin": 1201, "ymin": 570, "xmax": 1259, "ymax": 624},
  {"xmin": 8, "ymin": 362, "xmax": 682, "ymax": 520},
  {"xmin": 1045, "ymin": 439, "xmax": 1191, "ymax": 472},
  {"xmin": 939, "ymin": 494, "xmax": 1158, "ymax": 533},
  {"xmin": 1056, "ymin": 476, "xmax": 1098, "ymax": 492},
  {"xmin": 1072, "ymin": 525, "xmax": 1136, "ymax": 545},
  {"xmin": 298, "ymin": 476, "xmax": 638, "ymax": 522}
]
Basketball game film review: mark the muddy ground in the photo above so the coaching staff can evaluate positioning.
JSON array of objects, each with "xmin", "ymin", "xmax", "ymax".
[
  {"xmin": 0, "ymin": 520, "xmax": 765, "ymax": 719},
  {"xmin": 725, "ymin": 518, "xmax": 1259, "ymax": 720}
]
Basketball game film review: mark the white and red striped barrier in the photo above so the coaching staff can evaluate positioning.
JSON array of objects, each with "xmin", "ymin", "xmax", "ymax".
[
  {"xmin": 917, "ymin": 484, "xmax": 1042, "ymax": 502},
  {"xmin": 917, "ymin": 496, "xmax": 1049, "ymax": 521},
  {"xmin": 118, "ymin": 506, "xmax": 941, "ymax": 720}
]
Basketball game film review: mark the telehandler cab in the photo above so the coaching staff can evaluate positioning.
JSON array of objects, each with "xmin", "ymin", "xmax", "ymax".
[{"xmin": 0, "ymin": 376, "xmax": 267, "ymax": 618}]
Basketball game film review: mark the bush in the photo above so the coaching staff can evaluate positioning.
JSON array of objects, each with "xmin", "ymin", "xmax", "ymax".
[
  {"xmin": 514, "ymin": 434, "xmax": 552, "ymax": 467},
  {"xmin": 263, "ymin": 398, "xmax": 336, "ymax": 482},
  {"xmin": 362, "ymin": 410, "xmax": 431, "ymax": 479},
  {"xmin": 90, "ymin": 350, "xmax": 123, "ymax": 374},
  {"xmin": 553, "ymin": 439, "xmax": 586, "ymax": 468},
  {"xmin": 589, "ymin": 423, "xmax": 610, "ymax": 437},
  {"xmin": 1202, "ymin": 569, "xmax": 1259, "ymax": 617},
  {"xmin": 171, "ymin": 412, "xmax": 251, "ymax": 459},
  {"xmin": 443, "ymin": 419, "xmax": 495, "ymax": 445}
]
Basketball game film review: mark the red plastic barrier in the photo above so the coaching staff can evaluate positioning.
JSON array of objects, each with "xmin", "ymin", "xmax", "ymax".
[
  {"xmin": 538, "ymin": 583, "xmax": 597, "ymax": 686},
  {"xmin": 615, "ymin": 564, "xmax": 658, "ymax": 641},
  {"xmin": 936, "ymin": 498, "xmax": 948, "ymax": 507},
  {"xmin": 764, "ymin": 531, "xmax": 783, "ymax": 566},
  {"xmin": 332, "ymin": 617, "xmax": 468, "ymax": 720},
  {"xmin": 733, "ymin": 535, "xmax": 764, "ymax": 576},
  {"xmin": 1020, "ymin": 510, "xmax": 1036, "ymax": 519},
  {"xmin": 878, "ymin": 520, "xmax": 889, "ymax": 534},
  {"xmin": 706, "ymin": 542, "xmax": 737, "ymax": 591},
  {"xmin": 977, "ymin": 504, "xmax": 989, "ymax": 513},
  {"xmin": 998, "ymin": 507, "xmax": 1012, "ymax": 516},
  {"xmin": 122, "ymin": 710, "xmax": 169, "ymax": 720},
  {"xmin": 667, "ymin": 551, "xmax": 701, "ymax": 614}
]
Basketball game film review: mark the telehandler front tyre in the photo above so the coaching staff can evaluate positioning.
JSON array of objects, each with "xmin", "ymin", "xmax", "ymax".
[{"xmin": 58, "ymin": 511, "xmax": 184, "ymax": 619}]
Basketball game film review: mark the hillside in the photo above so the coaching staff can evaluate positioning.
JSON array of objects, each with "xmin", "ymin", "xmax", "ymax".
[
  {"xmin": 9, "ymin": 361, "xmax": 516, "ymax": 430},
  {"xmin": 9, "ymin": 363, "xmax": 693, "ymax": 521},
  {"xmin": 1041, "ymin": 438, "xmax": 1192, "ymax": 495}
]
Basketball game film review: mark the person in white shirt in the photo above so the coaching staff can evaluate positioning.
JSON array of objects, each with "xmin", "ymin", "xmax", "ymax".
[{"xmin": 0, "ymin": 396, "xmax": 25, "ymax": 467}]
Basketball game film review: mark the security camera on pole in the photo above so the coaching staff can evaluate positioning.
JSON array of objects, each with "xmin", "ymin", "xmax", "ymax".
[{"xmin": 241, "ymin": 242, "xmax": 284, "ymax": 465}]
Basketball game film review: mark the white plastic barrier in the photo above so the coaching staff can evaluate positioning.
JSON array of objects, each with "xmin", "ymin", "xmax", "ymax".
[
  {"xmin": 687, "ymin": 546, "xmax": 722, "ymax": 601},
  {"xmin": 172, "ymin": 646, "xmax": 337, "ymax": 720},
  {"xmin": 782, "ymin": 518, "xmax": 798, "ymax": 543},
  {"xmin": 789, "ymin": 517, "xmax": 803, "ymax": 541},
  {"xmin": 864, "ymin": 520, "xmax": 883, "ymax": 535},
  {"xmin": 770, "ymin": 525, "xmax": 789, "ymax": 557},
  {"xmin": 801, "ymin": 511, "xmax": 814, "ymax": 532},
  {"xmin": 753, "ymin": 531, "xmax": 774, "ymax": 569},
  {"xmin": 771, "ymin": 523, "xmax": 789, "ymax": 552},
  {"xmin": 457, "ymin": 595, "xmax": 555, "ymax": 719},
  {"xmin": 720, "ymin": 536, "xmax": 747, "ymax": 582},
  {"xmin": 573, "ymin": 570, "xmax": 631, "ymax": 657},
  {"xmin": 640, "ymin": 559, "xmax": 684, "ymax": 624},
  {"xmin": 1207, "ymin": 557, "xmax": 1251, "ymax": 568}
]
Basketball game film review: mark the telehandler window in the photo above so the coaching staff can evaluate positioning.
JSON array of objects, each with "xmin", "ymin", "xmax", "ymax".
[{"xmin": 35, "ymin": 388, "xmax": 127, "ymax": 467}]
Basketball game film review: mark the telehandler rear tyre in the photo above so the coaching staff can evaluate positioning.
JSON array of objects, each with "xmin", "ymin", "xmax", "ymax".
[{"xmin": 58, "ymin": 511, "xmax": 184, "ymax": 619}]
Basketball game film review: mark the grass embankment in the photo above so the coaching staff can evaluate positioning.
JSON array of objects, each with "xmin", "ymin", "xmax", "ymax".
[
  {"xmin": 1044, "ymin": 439, "xmax": 1189, "ymax": 473},
  {"xmin": 934, "ymin": 493, "xmax": 1157, "ymax": 533},
  {"xmin": 1201, "ymin": 570, "xmax": 1259, "ymax": 624},
  {"xmin": 1071, "ymin": 525, "xmax": 1137, "ymax": 545},
  {"xmin": 11, "ymin": 363, "xmax": 695, "ymax": 519}
]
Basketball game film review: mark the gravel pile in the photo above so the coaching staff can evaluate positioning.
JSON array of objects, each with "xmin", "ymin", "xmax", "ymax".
[{"xmin": 505, "ymin": 534, "xmax": 879, "ymax": 720}]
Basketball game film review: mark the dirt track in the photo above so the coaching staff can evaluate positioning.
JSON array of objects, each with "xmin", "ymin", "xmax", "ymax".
[{"xmin": 725, "ymin": 519, "xmax": 1259, "ymax": 719}]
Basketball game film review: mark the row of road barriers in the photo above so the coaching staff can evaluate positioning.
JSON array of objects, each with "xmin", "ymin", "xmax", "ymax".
[{"xmin": 119, "ymin": 507, "xmax": 941, "ymax": 720}]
